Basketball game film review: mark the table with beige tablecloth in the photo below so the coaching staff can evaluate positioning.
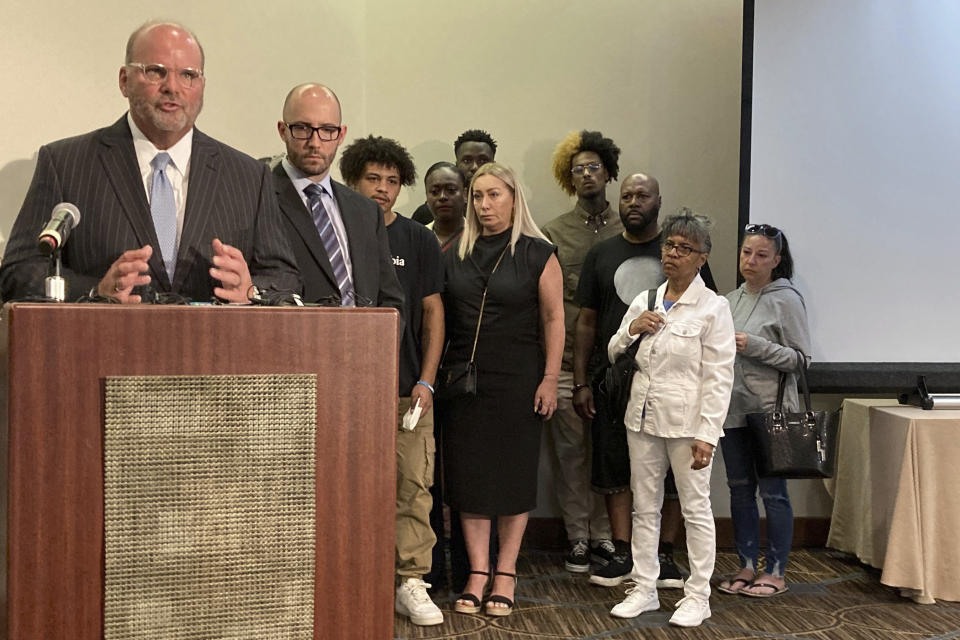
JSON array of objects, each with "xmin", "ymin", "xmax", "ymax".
[{"xmin": 827, "ymin": 399, "xmax": 960, "ymax": 603}]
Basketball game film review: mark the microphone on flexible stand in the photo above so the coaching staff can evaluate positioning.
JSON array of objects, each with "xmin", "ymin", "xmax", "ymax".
[{"xmin": 39, "ymin": 203, "xmax": 81, "ymax": 301}]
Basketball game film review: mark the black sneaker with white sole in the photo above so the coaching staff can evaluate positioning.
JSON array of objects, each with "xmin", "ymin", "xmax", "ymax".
[
  {"xmin": 590, "ymin": 539, "xmax": 616, "ymax": 566},
  {"xmin": 657, "ymin": 549, "xmax": 685, "ymax": 589},
  {"xmin": 565, "ymin": 538, "xmax": 590, "ymax": 573},
  {"xmin": 589, "ymin": 540, "xmax": 632, "ymax": 586}
]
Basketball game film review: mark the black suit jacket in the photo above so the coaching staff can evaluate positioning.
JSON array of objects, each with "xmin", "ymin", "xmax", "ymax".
[
  {"xmin": 0, "ymin": 116, "xmax": 300, "ymax": 302},
  {"xmin": 271, "ymin": 162, "xmax": 403, "ymax": 311}
]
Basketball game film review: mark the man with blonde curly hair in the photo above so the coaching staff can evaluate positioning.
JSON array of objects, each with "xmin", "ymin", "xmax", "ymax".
[{"xmin": 541, "ymin": 130, "xmax": 623, "ymax": 575}]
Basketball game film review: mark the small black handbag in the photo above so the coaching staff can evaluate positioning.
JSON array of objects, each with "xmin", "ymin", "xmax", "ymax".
[
  {"xmin": 746, "ymin": 352, "xmax": 840, "ymax": 478},
  {"xmin": 596, "ymin": 289, "xmax": 657, "ymax": 422},
  {"xmin": 436, "ymin": 360, "xmax": 478, "ymax": 398}
]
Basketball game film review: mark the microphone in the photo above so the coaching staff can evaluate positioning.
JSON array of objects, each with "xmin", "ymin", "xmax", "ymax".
[{"xmin": 37, "ymin": 203, "xmax": 81, "ymax": 255}]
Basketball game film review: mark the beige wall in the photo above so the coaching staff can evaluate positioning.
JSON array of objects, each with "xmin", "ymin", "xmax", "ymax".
[
  {"xmin": 2, "ymin": 1, "xmax": 804, "ymax": 517},
  {"xmin": 0, "ymin": 0, "xmax": 742, "ymax": 293}
]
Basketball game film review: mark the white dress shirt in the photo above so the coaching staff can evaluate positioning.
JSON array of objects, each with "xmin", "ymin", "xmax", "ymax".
[{"xmin": 127, "ymin": 113, "xmax": 192, "ymax": 253}]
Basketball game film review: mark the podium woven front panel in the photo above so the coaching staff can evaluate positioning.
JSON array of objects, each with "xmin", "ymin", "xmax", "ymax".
[{"xmin": 103, "ymin": 374, "xmax": 316, "ymax": 640}]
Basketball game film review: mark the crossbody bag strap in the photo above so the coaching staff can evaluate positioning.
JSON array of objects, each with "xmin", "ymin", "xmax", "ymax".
[
  {"xmin": 626, "ymin": 288, "xmax": 660, "ymax": 358},
  {"xmin": 468, "ymin": 244, "xmax": 510, "ymax": 363}
]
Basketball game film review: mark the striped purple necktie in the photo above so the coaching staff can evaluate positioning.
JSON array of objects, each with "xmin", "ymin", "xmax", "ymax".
[{"xmin": 304, "ymin": 183, "xmax": 354, "ymax": 305}]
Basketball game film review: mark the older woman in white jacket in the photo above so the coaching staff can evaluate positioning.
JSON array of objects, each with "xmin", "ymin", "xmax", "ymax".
[{"xmin": 607, "ymin": 210, "xmax": 735, "ymax": 628}]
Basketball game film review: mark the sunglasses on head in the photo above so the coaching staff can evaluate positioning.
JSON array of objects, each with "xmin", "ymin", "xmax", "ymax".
[
  {"xmin": 744, "ymin": 223, "xmax": 782, "ymax": 251},
  {"xmin": 743, "ymin": 224, "xmax": 780, "ymax": 238},
  {"xmin": 744, "ymin": 223, "xmax": 782, "ymax": 239}
]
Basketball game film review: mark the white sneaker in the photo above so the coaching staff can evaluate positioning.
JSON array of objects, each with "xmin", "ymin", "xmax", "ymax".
[
  {"xmin": 396, "ymin": 578, "xmax": 443, "ymax": 626},
  {"xmin": 669, "ymin": 595, "xmax": 711, "ymax": 627},
  {"xmin": 610, "ymin": 580, "xmax": 660, "ymax": 618}
]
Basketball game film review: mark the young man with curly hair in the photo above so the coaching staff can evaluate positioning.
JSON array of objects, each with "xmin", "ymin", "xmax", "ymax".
[
  {"xmin": 541, "ymin": 130, "xmax": 623, "ymax": 576},
  {"xmin": 339, "ymin": 135, "xmax": 446, "ymax": 626}
]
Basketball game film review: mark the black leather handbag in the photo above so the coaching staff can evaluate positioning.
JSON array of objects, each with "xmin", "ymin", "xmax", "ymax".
[
  {"xmin": 436, "ymin": 360, "xmax": 478, "ymax": 398},
  {"xmin": 596, "ymin": 289, "xmax": 657, "ymax": 422},
  {"xmin": 747, "ymin": 352, "xmax": 840, "ymax": 478}
]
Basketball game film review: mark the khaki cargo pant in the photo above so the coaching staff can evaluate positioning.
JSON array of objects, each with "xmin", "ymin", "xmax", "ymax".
[{"xmin": 396, "ymin": 396, "xmax": 437, "ymax": 579}]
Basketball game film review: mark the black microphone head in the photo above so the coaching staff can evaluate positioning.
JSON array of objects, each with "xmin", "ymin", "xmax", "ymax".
[{"xmin": 37, "ymin": 236, "xmax": 57, "ymax": 255}]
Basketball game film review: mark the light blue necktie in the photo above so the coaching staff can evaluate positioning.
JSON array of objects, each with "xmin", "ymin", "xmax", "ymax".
[
  {"xmin": 304, "ymin": 183, "xmax": 355, "ymax": 305},
  {"xmin": 150, "ymin": 152, "xmax": 178, "ymax": 282}
]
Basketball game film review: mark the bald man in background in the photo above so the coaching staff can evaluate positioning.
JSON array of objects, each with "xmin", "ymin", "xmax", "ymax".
[{"xmin": 272, "ymin": 83, "xmax": 403, "ymax": 310}]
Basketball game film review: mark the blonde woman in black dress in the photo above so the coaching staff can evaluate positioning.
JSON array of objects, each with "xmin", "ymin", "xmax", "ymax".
[{"xmin": 439, "ymin": 162, "xmax": 564, "ymax": 616}]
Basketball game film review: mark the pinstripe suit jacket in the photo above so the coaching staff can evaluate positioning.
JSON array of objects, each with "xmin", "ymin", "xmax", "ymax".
[
  {"xmin": 272, "ymin": 162, "xmax": 404, "ymax": 311},
  {"xmin": 0, "ymin": 116, "xmax": 301, "ymax": 302}
]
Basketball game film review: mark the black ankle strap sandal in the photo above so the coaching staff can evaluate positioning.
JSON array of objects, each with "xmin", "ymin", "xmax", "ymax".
[{"xmin": 485, "ymin": 571, "xmax": 517, "ymax": 616}]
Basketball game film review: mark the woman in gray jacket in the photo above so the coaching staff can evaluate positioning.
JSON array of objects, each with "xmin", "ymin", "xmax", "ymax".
[{"xmin": 717, "ymin": 224, "xmax": 810, "ymax": 598}]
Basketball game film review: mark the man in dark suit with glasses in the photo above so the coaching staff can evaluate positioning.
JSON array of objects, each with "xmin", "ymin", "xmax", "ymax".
[{"xmin": 272, "ymin": 83, "xmax": 403, "ymax": 311}]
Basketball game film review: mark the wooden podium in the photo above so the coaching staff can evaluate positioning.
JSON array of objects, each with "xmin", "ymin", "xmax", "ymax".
[{"xmin": 0, "ymin": 303, "xmax": 399, "ymax": 639}]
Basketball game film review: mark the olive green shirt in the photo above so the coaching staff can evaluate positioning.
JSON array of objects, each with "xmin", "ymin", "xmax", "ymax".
[{"xmin": 542, "ymin": 203, "xmax": 624, "ymax": 370}]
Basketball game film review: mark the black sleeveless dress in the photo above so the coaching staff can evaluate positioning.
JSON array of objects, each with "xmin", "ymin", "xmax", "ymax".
[{"xmin": 438, "ymin": 229, "xmax": 555, "ymax": 515}]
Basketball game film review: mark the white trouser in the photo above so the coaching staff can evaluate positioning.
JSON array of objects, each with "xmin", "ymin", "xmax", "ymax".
[
  {"xmin": 626, "ymin": 428, "xmax": 715, "ymax": 601},
  {"xmin": 544, "ymin": 370, "xmax": 611, "ymax": 541}
]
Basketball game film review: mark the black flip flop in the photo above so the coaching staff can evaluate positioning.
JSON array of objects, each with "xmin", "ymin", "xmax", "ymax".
[
  {"xmin": 717, "ymin": 577, "xmax": 752, "ymax": 594},
  {"xmin": 740, "ymin": 581, "xmax": 789, "ymax": 598}
]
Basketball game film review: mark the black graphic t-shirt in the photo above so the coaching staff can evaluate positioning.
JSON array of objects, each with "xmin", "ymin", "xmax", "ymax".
[
  {"xmin": 577, "ymin": 233, "xmax": 716, "ymax": 373},
  {"xmin": 386, "ymin": 214, "xmax": 444, "ymax": 395}
]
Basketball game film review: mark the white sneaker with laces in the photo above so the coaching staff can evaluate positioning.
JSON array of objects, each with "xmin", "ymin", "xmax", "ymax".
[
  {"xmin": 610, "ymin": 580, "xmax": 660, "ymax": 618},
  {"xmin": 396, "ymin": 578, "xmax": 444, "ymax": 626},
  {"xmin": 669, "ymin": 594, "xmax": 711, "ymax": 627}
]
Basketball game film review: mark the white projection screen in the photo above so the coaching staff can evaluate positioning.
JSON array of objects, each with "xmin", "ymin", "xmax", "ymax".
[{"xmin": 746, "ymin": 1, "xmax": 960, "ymax": 385}]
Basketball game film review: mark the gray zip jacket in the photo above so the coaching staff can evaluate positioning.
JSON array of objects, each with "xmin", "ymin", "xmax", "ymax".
[{"xmin": 723, "ymin": 278, "xmax": 811, "ymax": 428}]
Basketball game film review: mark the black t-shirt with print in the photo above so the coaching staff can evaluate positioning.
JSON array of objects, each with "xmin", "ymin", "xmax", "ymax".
[
  {"xmin": 386, "ymin": 214, "xmax": 444, "ymax": 396},
  {"xmin": 576, "ymin": 233, "xmax": 716, "ymax": 374}
]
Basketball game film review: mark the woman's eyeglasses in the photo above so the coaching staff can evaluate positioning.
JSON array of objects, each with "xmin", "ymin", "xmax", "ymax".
[{"xmin": 661, "ymin": 239, "xmax": 705, "ymax": 257}]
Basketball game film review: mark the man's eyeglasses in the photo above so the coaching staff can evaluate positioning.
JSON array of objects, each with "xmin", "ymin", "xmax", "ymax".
[
  {"xmin": 285, "ymin": 123, "xmax": 343, "ymax": 141},
  {"xmin": 571, "ymin": 162, "xmax": 603, "ymax": 176},
  {"xmin": 744, "ymin": 223, "xmax": 782, "ymax": 239},
  {"xmin": 662, "ymin": 239, "xmax": 706, "ymax": 257},
  {"xmin": 126, "ymin": 63, "xmax": 204, "ymax": 88}
]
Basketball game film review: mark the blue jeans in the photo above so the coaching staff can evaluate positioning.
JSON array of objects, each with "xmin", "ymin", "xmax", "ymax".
[{"xmin": 720, "ymin": 427, "xmax": 793, "ymax": 577}]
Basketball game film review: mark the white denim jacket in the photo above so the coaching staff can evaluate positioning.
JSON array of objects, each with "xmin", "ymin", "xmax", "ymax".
[{"xmin": 608, "ymin": 274, "xmax": 735, "ymax": 446}]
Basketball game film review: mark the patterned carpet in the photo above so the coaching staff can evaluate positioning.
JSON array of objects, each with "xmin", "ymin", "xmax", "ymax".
[{"xmin": 394, "ymin": 549, "xmax": 960, "ymax": 639}]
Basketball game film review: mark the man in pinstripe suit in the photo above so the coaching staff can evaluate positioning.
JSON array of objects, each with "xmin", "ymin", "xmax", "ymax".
[{"xmin": 0, "ymin": 21, "xmax": 300, "ymax": 304}]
